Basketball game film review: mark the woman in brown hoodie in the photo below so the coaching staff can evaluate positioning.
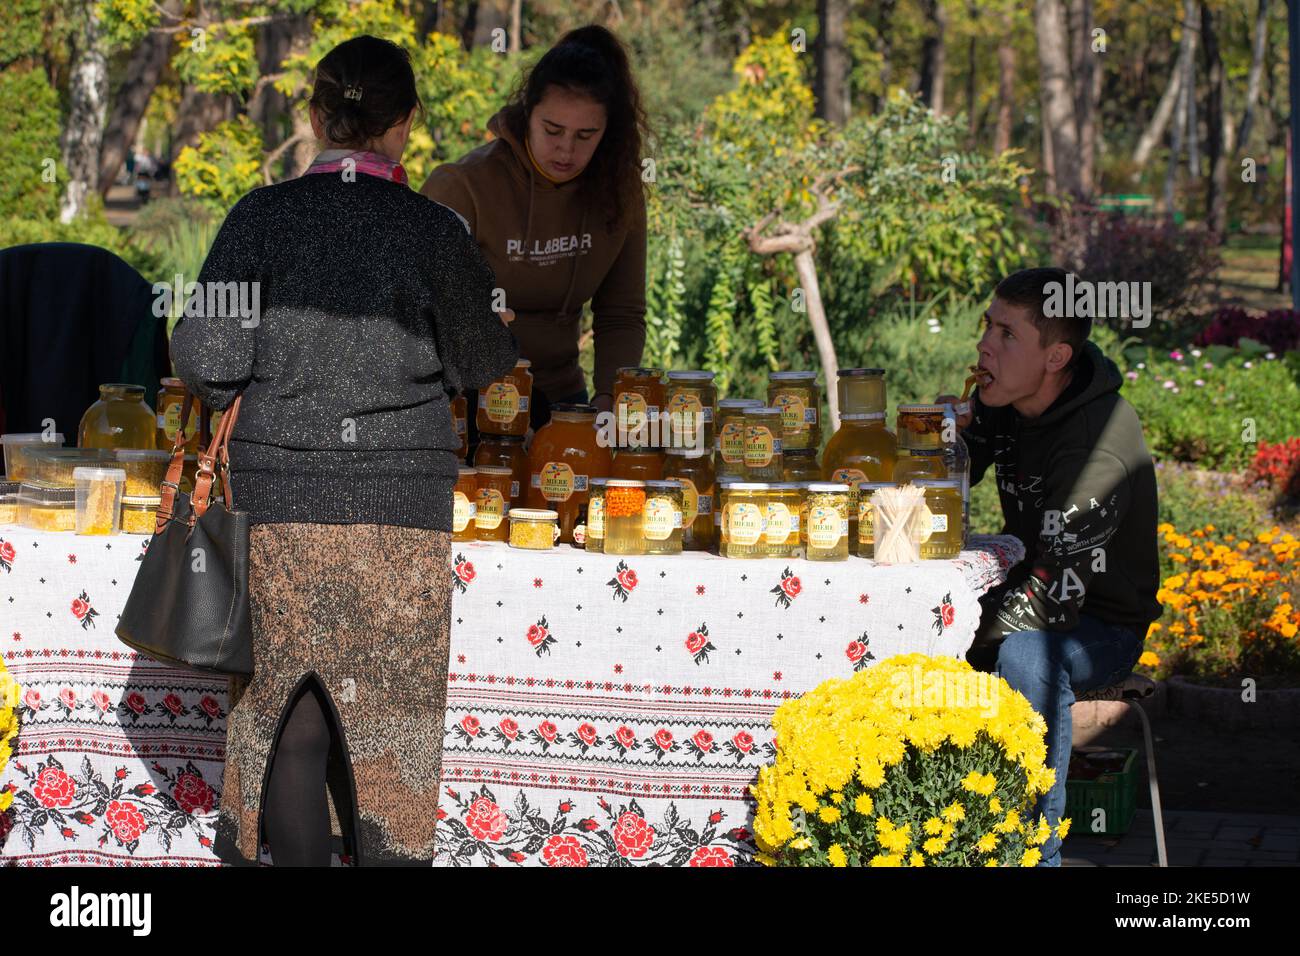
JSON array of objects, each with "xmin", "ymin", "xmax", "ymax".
[{"xmin": 419, "ymin": 25, "xmax": 648, "ymax": 438}]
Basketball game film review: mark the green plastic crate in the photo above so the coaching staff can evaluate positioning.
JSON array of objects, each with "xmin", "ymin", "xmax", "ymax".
[{"xmin": 1064, "ymin": 747, "xmax": 1138, "ymax": 836}]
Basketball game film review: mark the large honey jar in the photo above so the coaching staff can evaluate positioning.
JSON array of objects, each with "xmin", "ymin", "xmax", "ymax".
[
  {"xmin": 477, "ymin": 360, "xmax": 533, "ymax": 437},
  {"xmin": 611, "ymin": 447, "xmax": 664, "ymax": 482},
  {"xmin": 823, "ymin": 411, "xmax": 897, "ymax": 553},
  {"xmin": 613, "ymin": 366, "xmax": 665, "ymax": 448},
  {"xmin": 526, "ymin": 403, "xmax": 610, "ymax": 543},
  {"xmin": 767, "ymin": 371, "xmax": 820, "ymax": 452},
  {"xmin": 79, "ymin": 384, "xmax": 158, "ymax": 450},
  {"xmin": 663, "ymin": 447, "xmax": 715, "ymax": 551}
]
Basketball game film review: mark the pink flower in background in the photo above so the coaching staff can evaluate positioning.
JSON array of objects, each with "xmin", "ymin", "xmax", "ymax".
[
  {"xmin": 1125, "ymin": 371, "xmax": 1138, "ymax": 381},
  {"xmin": 1169, "ymin": 349, "xmax": 1183, "ymax": 361},
  {"xmin": 1162, "ymin": 380, "xmax": 1176, "ymax": 389}
]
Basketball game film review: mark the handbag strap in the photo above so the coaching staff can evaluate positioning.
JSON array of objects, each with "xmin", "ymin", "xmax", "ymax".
[
  {"xmin": 193, "ymin": 395, "xmax": 242, "ymax": 520},
  {"xmin": 153, "ymin": 392, "xmax": 241, "ymax": 533},
  {"xmin": 154, "ymin": 393, "xmax": 197, "ymax": 534}
]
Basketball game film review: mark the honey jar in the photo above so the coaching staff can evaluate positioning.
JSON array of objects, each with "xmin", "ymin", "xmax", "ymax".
[
  {"xmin": 611, "ymin": 447, "xmax": 664, "ymax": 482},
  {"xmin": 79, "ymin": 384, "xmax": 158, "ymax": 450},
  {"xmin": 452, "ymin": 466, "xmax": 478, "ymax": 542},
  {"xmin": 824, "ymin": 411, "xmax": 898, "ymax": 554},
  {"xmin": 604, "ymin": 479, "xmax": 647, "ymax": 556},
  {"xmin": 663, "ymin": 447, "xmax": 715, "ymax": 552},
  {"xmin": 768, "ymin": 371, "xmax": 820, "ymax": 452},
  {"xmin": 893, "ymin": 404, "xmax": 949, "ymax": 484},
  {"xmin": 613, "ymin": 366, "xmax": 665, "ymax": 448},
  {"xmin": 508, "ymin": 509, "xmax": 560, "ymax": 550},
  {"xmin": 782, "ymin": 448, "xmax": 822, "ymax": 482},
  {"xmin": 803, "ymin": 482, "xmax": 850, "ymax": 561},
  {"xmin": 121, "ymin": 495, "xmax": 161, "ymax": 535},
  {"xmin": 585, "ymin": 478, "xmax": 608, "ymax": 552},
  {"xmin": 156, "ymin": 377, "xmax": 202, "ymax": 453},
  {"xmin": 451, "ymin": 393, "xmax": 469, "ymax": 460},
  {"xmin": 856, "ymin": 481, "xmax": 897, "ymax": 559},
  {"xmin": 665, "ymin": 371, "xmax": 716, "ymax": 453},
  {"xmin": 643, "ymin": 480, "xmax": 685, "ymax": 555},
  {"xmin": 477, "ymin": 360, "xmax": 533, "ymax": 437},
  {"xmin": 715, "ymin": 399, "xmax": 762, "ymax": 481},
  {"xmin": 526, "ymin": 403, "xmax": 611, "ymax": 544},
  {"xmin": 743, "ymin": 406, "xmax": 784, "ymax": 481},
  {"xmin": 719, "ymin": 482, "xmax": 769, "ymax": 559},
  {"xmin": 474, "ymin": 465, "xmax": 514, "ymax": 542},
  {"xmin": 915, "ymin": 478, "xmax": 964, "ymax": 559},
  {"xmin": 837, "ymin": 368, "xmax": 887, "ymax": 416},
  {"xmin": 764, "ymin": 482, "xmax": 803, "ymax": 558},
  {"xmin": 473, "ymin": 435, "xmax": 528, "ymax": 508}
]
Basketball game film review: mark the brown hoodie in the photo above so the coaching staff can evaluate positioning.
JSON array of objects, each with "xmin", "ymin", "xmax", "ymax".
[{"xmin": 419, "ymin": 110, "xmax": 647, "ymax": 400}]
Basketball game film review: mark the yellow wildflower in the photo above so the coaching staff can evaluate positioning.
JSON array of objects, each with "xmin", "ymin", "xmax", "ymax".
[
  {"xmin": 1021, "ymin": 847, "xmax": 1043, "ymax": 867},
  {"xmin": 854, "ymin": 793, "xmax": 874, "ymax": 816},
  {"xmin": 819, "ymin": 805, "xmax": 842, "ymax": 824},
  {"xmin": 940, "ymin": 802, "xmax": 966, "ymax": 823},
  {"xmin": 975, "ymin": 833, "xmax": 998, "ymax": 853},
  {"xmin": 827, "ymin": 844, "xmax": 847, "ymax": 867},
  {"xmin": 924, "ymin": 816, "xmax": 945, "ymax": 836}
]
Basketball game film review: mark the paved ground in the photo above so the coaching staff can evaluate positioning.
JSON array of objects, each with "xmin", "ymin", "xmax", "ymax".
[{"xmin": 1063, "ymin": 809, "xmax": 1300, "ymax": 866}]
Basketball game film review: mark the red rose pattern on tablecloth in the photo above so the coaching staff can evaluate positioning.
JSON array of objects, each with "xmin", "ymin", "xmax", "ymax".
[
  {"xmin": 3, "ymin": 755, "xmax": 218, "ymax": 855},
  {"xmin": 685, "ymin": 729, "xmax": 716, "ymax": 761},
  {"xmin": 452, "ymin": 553, "xmax": 476, "ymax": 594},
  {"xmin": 724, "ymin": 730, "xmax": 756, "ymax": 763},
  {"xmin": 70, "ymin": 591, "xmax": 98, "ymax": 630},
  {"xmin": 606, "ymin": 560, "xmax": 638, "ymax": 602},
  {"xmin": 845, "ymin": 631, "xmax": 877, "ymax": 672},
  {"xmin": 567, "ymin": 721, "xmax": 602, "ymax": 754},
  {"xmin": 525, "ymin": 616, "xmax": 558, "ymax": 657},
  {"xmin": 931, "ymin": 591, "xmax": 955, "ymax": 633},
  {"xmin": 531, "ymin": 720, "xmax": 560, "ymax": 751},
  {"xmin": 493, "ymin": 717, "xmax": 521, "ymax": 748},
  {"xmin": 0, "ymin": 539, "xmax": 15, "ymax": 573},
  {"xmin": 685, "ymin": 623, "xmax": 716, "ymax": 665},
  {"xmin": 770, "ymin": 567, "xmax": 802, "ymax": 609},
  {"xmin": 435, "ymin": 787, "xmax": 754, "ymax": 867},
  {"xmin": 608, "ymin": 724, "xmax": 641, "ymax": 756}
]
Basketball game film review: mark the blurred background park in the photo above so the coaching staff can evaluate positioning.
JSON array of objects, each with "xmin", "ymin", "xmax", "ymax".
[{"xmin": 3, "ymin": 1, "xmax": 1300, "ymax": 738}]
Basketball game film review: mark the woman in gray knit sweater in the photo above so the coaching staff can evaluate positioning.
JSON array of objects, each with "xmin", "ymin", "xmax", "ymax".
[{"xmin": 171, "ymin": 35, "xmax": 518, "ymax": 867}]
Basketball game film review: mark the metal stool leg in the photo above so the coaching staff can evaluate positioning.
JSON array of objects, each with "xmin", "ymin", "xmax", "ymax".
[{"xmin": 1127, "ymin": 699, "xmax": 1168, "ymax": 867}]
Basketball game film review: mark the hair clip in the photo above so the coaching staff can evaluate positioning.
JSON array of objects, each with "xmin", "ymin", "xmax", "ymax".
[{"xmin": 343, "ymin": 84, "xmax": 363, "ymax": 102}]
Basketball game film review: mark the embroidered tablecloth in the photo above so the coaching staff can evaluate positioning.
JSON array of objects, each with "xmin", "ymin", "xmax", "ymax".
[{"xmin": 0, "ymin": 530, "xmax": 1022, "ymax": 866}]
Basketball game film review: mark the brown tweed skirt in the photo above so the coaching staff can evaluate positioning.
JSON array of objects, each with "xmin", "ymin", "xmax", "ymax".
[{"xmin": 212, "ymin": 522, "xmax": 452, "ymax": 866}]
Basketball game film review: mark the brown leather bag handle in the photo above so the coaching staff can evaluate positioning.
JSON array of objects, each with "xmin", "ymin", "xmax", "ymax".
[
  {"xmin": 153, "ymin": 392, "xmax": 241, "ymax": 533},
  {"xmin": 192, "ymin": 395, "xmax": 241, "ymax": 521}
]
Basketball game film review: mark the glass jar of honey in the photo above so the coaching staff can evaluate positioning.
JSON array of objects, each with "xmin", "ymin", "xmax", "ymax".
[
  {"xmin": 452, "ymin": 466, "xmax": 477, "ymax": 542},
  {"xmin": 782, "ymin": 448, "xmax": 822, "ymax": 482},
  {"xmin": 664, "ymin": 447, "xmax": 715, "ymax": 552},
  {"xmin": 768, "ymin": 371, "xmax": 820, "ymax": 452},
  {"xmin": 803, "ymin": 482, "xmax": 850, "ymax": 561},
  {"xmin": 893, "ymin": 407, "xmax": 948, "ymax": 484},
  {"xmin": 665, "ymin": 371, "xmax": 716, "ymax": 453},
  {"xmin": 719, "ymin": 482, "xmax": 769, "ymax": 559},
  {"xmin": 585, "ymin": 478, "xmax": 608, "ymax": 552},
  {"xmin": 823, "ymin": 411, "xmax": 898, "ymax": 554},
  {"xmin": 643, "ymin": 480, "xmax": 684, "ymax": 555},
  {"xmin": 856, "ymin": 481, "xmax": 897, "ymax": 560},
  {"xmin": 613, "ymin": 366, "xmax": 665, "ymax": 449},
  {"xmin": 473, "ymin": 434, "xmax": 528, "ymax": 508},
  {"xmin": 611, "ymin": 447, "xmax": 664, "ymax": 482},
  {"xmin": 79, "ymin": 384, "xmax": 158, "ymax": 450},
  {"xmin": 837, "ymin": 368, "xmax": 887, "ymax": 417},
  {"xmin": 451, "ymin": 393, "xmax": 469, "ymax": 460},
  {"xmin": 604, "ymin": 479, "xmax": 647, "ymax": 556},
  {"xmin": 915, "ymin": 478, "xmax": 964, "ymax": 559},
  {"xmin": 508, "ymin": 509, "xmax": 559, "ymax": 550},
  {"xmin": 743, "ymin": 406, "xmax": 784, "ymax": 481},
  {"xmin": 764, "ymin": 482, "xmax": 803, "ymax": 559},
  {"xmin": 477, "ymin": 360, "xmax": 533, "ymax": 437},
  {"xmin": 715, "ymin": 399, "xmax": 762, "ymax": 481},
  {"xmin": 526, "ymin": 403, "xmax": 611, "ymax": 544},
  {"xmin": 156, "ymin": 377, "xmax": 201, "ymax": 453},
  {"xmin": 474, "ymin": 465, "xmax": 513, "ymax": 542}
]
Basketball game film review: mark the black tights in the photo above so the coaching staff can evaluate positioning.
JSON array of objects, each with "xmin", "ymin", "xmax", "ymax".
[{"xmin": 263, "ymin": 678, "xmax": 340, "ymax": 867}]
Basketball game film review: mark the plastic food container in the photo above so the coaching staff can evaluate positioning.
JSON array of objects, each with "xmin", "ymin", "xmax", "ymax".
[
  {"xmin": 17, "ymin": 480, "xmax": 76, "ymax": 531},
  {"xmin": 121, "ymin": 495, "xmax": 162, "ymax": 535},
  {"xmin": 0, "ymin": 480, "xmax": 19, "ymax": 525},
  {"xmin": 74, "ymin": 466, "xmax": 127, "ymax": 535},
  {"xmin": 508, "ymin": 508, "xmax": 560, "ymax": 550},
  {"xmin": 856, "ymin": 481, "xmax": 898, "ymax": 559},
  {"xmin": 114, "ymin": 449, "xmax": 171, "ymax": 497},
  {"xmin": 2, "ymin": 432, "xmax": 66, "ymax": 481}
]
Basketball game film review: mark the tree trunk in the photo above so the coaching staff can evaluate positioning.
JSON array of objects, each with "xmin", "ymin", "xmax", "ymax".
[
  {"xmin": 1238, "ymin": 0, "xmax": 1269, "ymax": 152},
  {"xmin": 60, "ymin": 2, "xmax": 109, "ymax": 222},
  {"xmin": 1132, "ymin": 58, "xmax": 1184, "ymax": 171},
  {"xmin": 814, "ymin": 0, "xmax": 850, "ymax": 125},
  {"xmin": 1040, "ymin": 91, "xmax": 1057, "ymax": 194},
  {"xmin": 791, "ymin": 249, "xmax": 840, "ymax": 430},
  {"xmin": 919, "ymin": 0, "xmax": 947, "ymax": 114},
  {"xmin": 994, "ymin": 15, "xmax": 1015, "ymax": 155},
  {"xmin": 509, "ymin": 0, "xmax": 521, "ymax": 53},
  {"xmin": 967, "ymin": 34, "xmax": 978, "ymax": 138},
  {"xmin": 1202, "ymin": 2, "xmax": 1227, "ymax": 235},
  {"xmin": 1035, "ymin": 0, "xmax": 1083, "ymax": 196},
  {"xmin": 1070, "ymin": 0, "xmax": 1097, "ymax": 194},
  {"xmin": 166, "ymin": 88, "xmax": 232, "ymax": 197},
  {"xmin": 1182, "ymin": 0, "xmax": 1200, "ymax": 179},
  {"xmin": 1163, "ymin": 29, "xmax": 1190, "ymax": 215},
  {"xmin": 874, "ymin": 0, "xmax": 899, "ymax": 112}
]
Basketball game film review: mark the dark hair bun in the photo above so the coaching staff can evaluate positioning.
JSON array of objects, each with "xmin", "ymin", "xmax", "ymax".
[{"xmin": 309, "ymin": 35, "xmax": 424, "ymax": 149}]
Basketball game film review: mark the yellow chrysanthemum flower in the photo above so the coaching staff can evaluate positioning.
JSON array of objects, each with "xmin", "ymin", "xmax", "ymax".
[
  {"xmin": 989, "ymin": 796, "xmax": 1002, "ymax": 815},
  {"xmin": 868, "ymin": 853, "xmax": 903, "ymax": 867},
  {"xmin": 976, "ymin": 833, "xmax": 998, "ymax": 854},
  {"xmin": 941, "ymin": 802, "xmax": 966, "ymax": 823},
  {"xmin": 819, "ymin": 806, "xmax": 842, "ymax": 825},
  {"xmin": 909, "ymin": 851, "xmax": 926, "ymax": 867},
  {"xmin": 828, "ymin": 844, "xmax": 848, "ymax": 867},
  {"xmin": 854, "ymin": 793, "xmax": 874, "ymax": 816},
  {"xmin": 1055, "ymin": 817, "xmax": 1072, "ymax": 840},
  {"xmin": 922, "ymin": 836, "xmax": 949, "ymax": 855},
  {"xmin": 829, "ymin": 792, "xmax": 844, "ymax": 805},
  {"xmin": 1021, "ymin": 847, "xmax": 1042, "ymax": 867},
  {"xmin": 924, "ymin": 816, "xmax": 944, "ymax": 836}
]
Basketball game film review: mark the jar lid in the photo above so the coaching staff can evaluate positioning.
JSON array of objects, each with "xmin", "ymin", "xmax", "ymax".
[
  {"xmin": 590, "ymin": 477, "xmax": 610, "ymax": 486},
  {"xmin": 73, "ymin": 466, "xmax": 127, "ymax": 482},
  {"xmin": 717, "ymin": 398, "xmax": 763, "ymax": 409},
  {"xmin": 19, "ymin": 480, "xmax": 75, "ymax": 503},
  {"xmin": 605, "ymin": 479, "xmax": 647, "ymax": 488},
  {"xmin": 722, "ymin": 482, "xmax": 773, "ymax": 490},
  {"xmin": 838, "ymin": 368, "xmax": 886, "ymax": 377},
  {"xmin": 783, "ymin": 447, "xmax": 819, "ymax": 456},
  {"xmin": 550, "ymin": 403, "xmax": 598, "ymax": 415},
  {"xmin": 770, "ymin": 482, "xmax": 803, "ymax": 490},
  {"xmin": 806, "ymin": 482, "xmax": 851, "ymax": 493},
  {"xmin": 100, "ymin": 383, "xmax": 146, "ymax": 397},
  {"xmin": 841, "ymin": 412, "xmax": 886, "ymax": 421},
  {"xmin": 0, "ymin": 479, "xmax": 20, "ymax": 495},
  {"xmin": 513, "ymin": 359, "xmax": 532, "ymax": 368},
  {"xmin": 666, "ymin": 370, "xmax": 715, "ymax": 381},
  {"xmin": 122, "ymin": 494, "xmax": 163, "ymax": 506},
  {"xmin": 897, "ymin": 403, "xmax": 947, "ymax": 415},
  {"xmin": 664, "ymin": 446, "xmax": 711, "ymax": 457},
  {"xmin": 745, "ymin": 407, "xmax": 783, "ymax": 417},
  {"xmin": 475, "ymin": 465, "xmax": 514, "ymax": 476},
  {"xmin": 616, "ymin": 366, "xmax": 665, "ymax": 377},
  {"xmin": 509, "ymin": 508, "xmax": 558, "ymax": 521},
  {"xmin": 2, "ymin": 432, "xmax": 65, "ymax": 445},
  {"xmin": 645, "ymin": 480, "xmax": 682, "ymax": 490},
  {"xmin": 160, "ymin": 377, "xmax": 185, "ymax": 388},
  {"xmin": 915, "ymin": 478, "xmax": 962, "ymax": 489},
  {"xmin": 458, "ymin": 466, "xmax": 478, "ymax": 477},
  {"xmin": 769, "ymin": 370, "xmax": 818, "ymax": 381},
  {"xmin": 858, "ymin": 481, "xmax": 899, "ymax": 490},
  {"xmin": 114, "ymin": 449, "xmax": 170, "ymax": 461},
  {"xmin": 614, "ymin": 448, "xmax": 660, "ymax": 456}
]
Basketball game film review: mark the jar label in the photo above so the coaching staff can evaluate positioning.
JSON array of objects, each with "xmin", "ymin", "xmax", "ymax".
[
  {"xmin": 510, "ymin": 481, "xmax": 520, "ymax": 500},
  {"xmin": 832, "ymin": 468, "xmax": 869, "ymax": 492},
  {"xmin": 535, "ymin": 462, "xmax": 577, "ymax": 502},
  {"xmin": 643, "ymin": 496, "xmax": 677, "ymax": 540},
  {"xmin": 720, "ymin": 422, "xmax": 746, "ymax": 464},
  {"xmin": 588, "ymin": 497, "xmax": 605, "ymax": 535},
  {"xmin": 452, "ymin": 492, "xmax": 475, "ymax": 533},
  {"xmin": 483, "ymin": 382, "xmax": 521, "ymax": 424},
  {"xmin": 162, "ymin": 401, "xmax": 199, "ymax": 441},
  {"xmin": 808, "ymin": 506, "xmax": 845, "ymax": 549},
  {"xmin": 454, "ymin": 415, "xmax": 467, "ymax": 436},
  {"xmin": 773, "ymin": 392, "xmax": 808, "ymax": 432},
  {"xmin": 670, "ymin": 392, "xmax": 702, "ymax": 444},
  {"xmin": 744, "ymin": 426, "xmax": 777, "ymax": 467},
  {"xmin": 676, "ymin": 477, "xmax": 699, "ymax": 524},
  {"xmin": 475, "ymin": 488, "xmax": 506, "ymax": 529},
  {"xmin": 617, "ymin": 391, "xmax": 650, "ymax": 432},
  {"xmin": 764, "ymin": 502, "xmax": 794, "ymax": 544},
  {"xmin": 726, "ymin": 502, "xmax": 764, "ymax": 546}
]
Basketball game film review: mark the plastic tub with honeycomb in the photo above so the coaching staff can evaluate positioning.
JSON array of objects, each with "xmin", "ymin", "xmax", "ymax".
[
  {"xmin": 0, "ymin": 480, "xmax": 18, "ymax": 525},
  {"xmin": 114, "ymin": 449, "xmax": 171, "ymax": 497},
  {"xmin": 17, "ymin": 481, "xmax": 75, "ymax": 531},
  {"xmin": 74, "ymin": 466, "xmax": 126, "ymax": 536},
  {"xmin": 3, "ymin": 432, "xmax": 66, "ymax": 480}
]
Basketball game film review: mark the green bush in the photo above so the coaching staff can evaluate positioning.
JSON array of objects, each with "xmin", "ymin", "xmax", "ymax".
[
  {"xmin": 1120, "ymin": 348, "xmax": 1300, "ymax": 470},
  {"xmin": 1153, "ymin": 461, "xmax": 1280, "ymax": 578},
  {"xmin": 0, "ymin": 65, "xmax": 64, "ymax": 221},
  {"xmin": 0, "ymin": 206, "xmax": 162, "ymax": 280}
]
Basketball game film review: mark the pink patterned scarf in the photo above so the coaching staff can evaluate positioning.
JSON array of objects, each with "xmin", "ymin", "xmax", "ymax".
[{"xmin": 302, "ymin": 149, "xmax": 408, "ymax": 186}]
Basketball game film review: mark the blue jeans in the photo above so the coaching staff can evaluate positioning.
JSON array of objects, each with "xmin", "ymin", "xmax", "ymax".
[{"xmin": 991, "ymin": 615, "xmax": 1145, "ymax": 866}]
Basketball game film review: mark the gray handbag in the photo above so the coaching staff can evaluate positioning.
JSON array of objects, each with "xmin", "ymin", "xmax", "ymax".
[{"xmin": 116, "ymin": 393, "xmax": 252, "ymax": 675}]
